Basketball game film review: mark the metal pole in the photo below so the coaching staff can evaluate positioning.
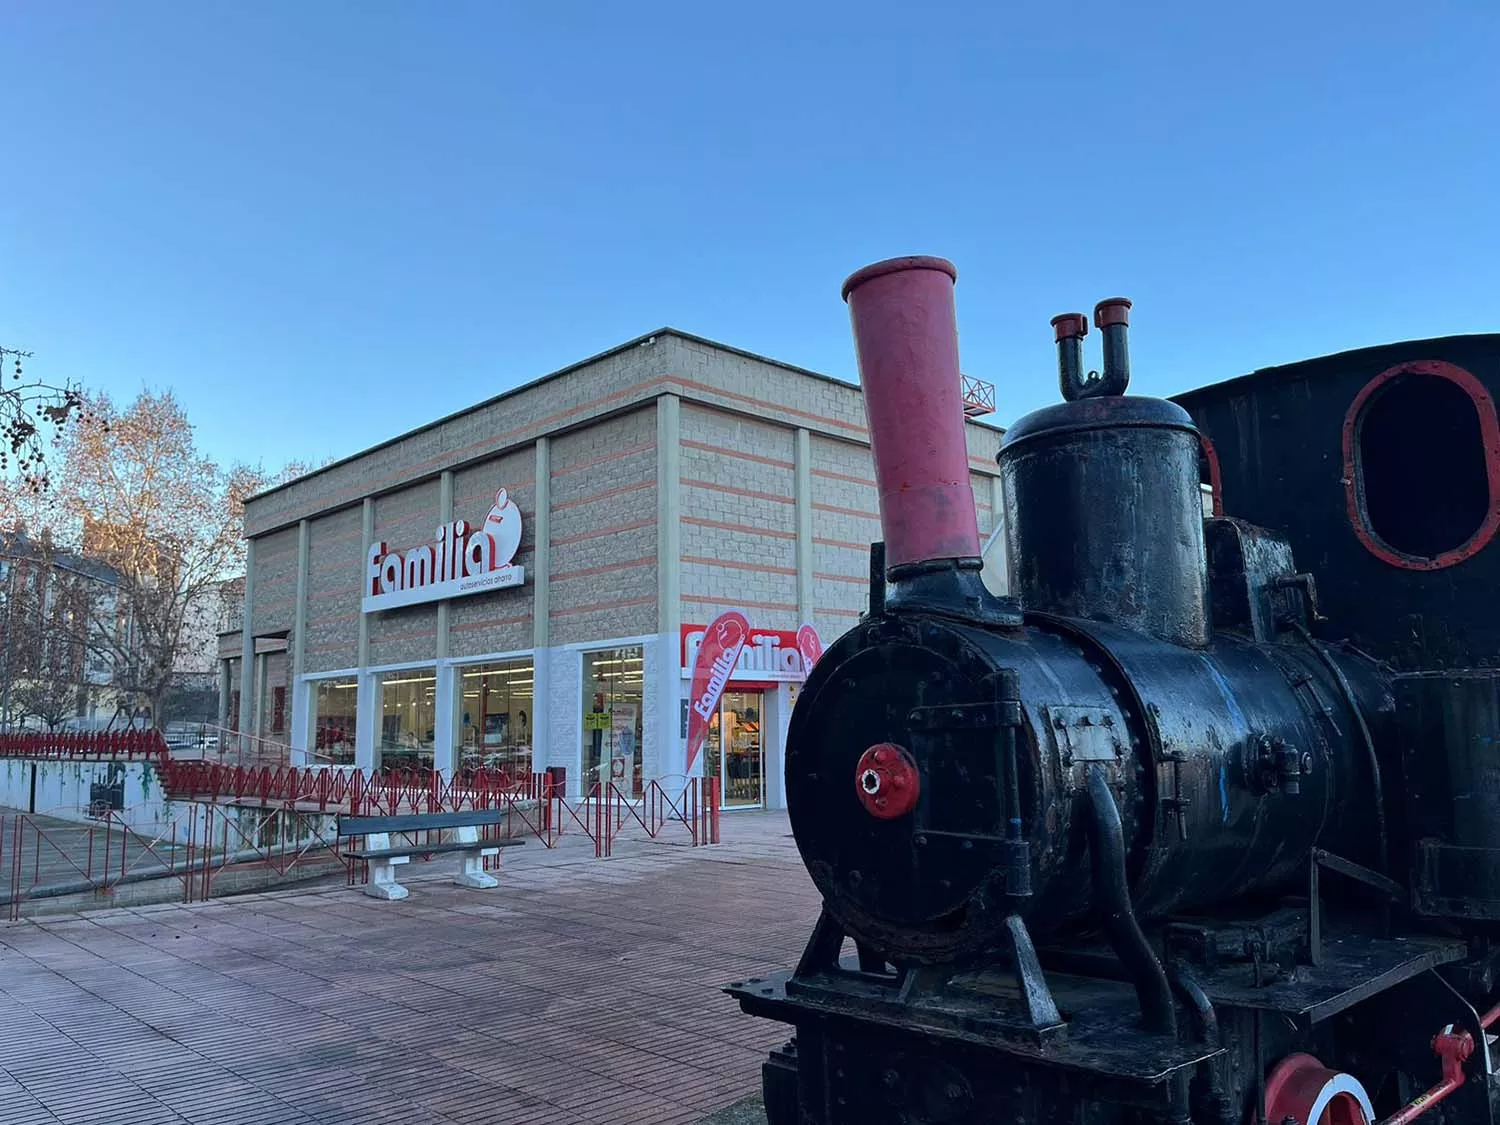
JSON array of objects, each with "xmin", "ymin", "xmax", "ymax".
[{"xmin": 0, "ymin": 551, "xmax": 15, "ymax": 731}]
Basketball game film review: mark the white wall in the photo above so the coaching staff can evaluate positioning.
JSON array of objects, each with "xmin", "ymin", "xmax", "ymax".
[{"xmin": 0, "ymin": 758, "xmax": 194, "ymax": 844}]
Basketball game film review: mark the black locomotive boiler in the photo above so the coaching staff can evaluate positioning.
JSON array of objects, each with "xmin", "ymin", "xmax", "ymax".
[{"xmin": 726, "ymin": 255, "xmax": 1500, "ymax": 1125}]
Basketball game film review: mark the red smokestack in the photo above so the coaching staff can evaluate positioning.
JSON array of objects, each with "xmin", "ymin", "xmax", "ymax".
[{"xmin": 842, "ymin": 255, "xmax": 982, "ymax": 571}]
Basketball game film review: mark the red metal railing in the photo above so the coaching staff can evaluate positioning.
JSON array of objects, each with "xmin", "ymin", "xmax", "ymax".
[
  {"xmin": 596, "ymin": 776, "xmax": 720, "ymax": 857},
  {"xmin": 0, "ymin": 729, "xmax": 170, "ymax": 762},
  {"xmin": 157, "ymin": 759, "xmax": 721, "ymax": 861},
  {"xmin": 2, "ymin": 803, "xmax": 356, "ymax": 920}
]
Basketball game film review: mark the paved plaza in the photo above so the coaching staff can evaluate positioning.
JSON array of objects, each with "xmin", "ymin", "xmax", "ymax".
[{"xmin": 0, "ymin": 811, "xmax": 818, "ymax": 1124}]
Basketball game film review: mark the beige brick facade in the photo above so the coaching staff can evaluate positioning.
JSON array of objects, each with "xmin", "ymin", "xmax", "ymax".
[
  {"xmin": 547, "ymin": 407, "xmax": 658, "ymax": 646},
  {"xmin": 225, "ymin": 329, "xmax": 1006, "ymax": 804},
  {"xmin": 302, "ymin": 507, "xmax": 362, "ymax": 674},
  {"xmin": 448, "ymin": 447, "xmax": 539, "ymax": 657}
]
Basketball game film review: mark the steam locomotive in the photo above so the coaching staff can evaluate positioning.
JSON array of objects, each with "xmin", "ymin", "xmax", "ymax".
[{"xmin": 725, "ymin": 256, "xmax": 1500, "ymax": 1124}]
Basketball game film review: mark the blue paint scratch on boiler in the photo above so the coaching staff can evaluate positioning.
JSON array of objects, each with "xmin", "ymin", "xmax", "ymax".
[{"xmin": 1200, "ymin": 656, "xmax": 1245, "ymax": 825}]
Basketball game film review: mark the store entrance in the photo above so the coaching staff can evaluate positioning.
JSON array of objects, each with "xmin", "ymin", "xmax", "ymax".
[{"xmin": 706, "ymin": 689, "xmax": 765, "ymax": 809}]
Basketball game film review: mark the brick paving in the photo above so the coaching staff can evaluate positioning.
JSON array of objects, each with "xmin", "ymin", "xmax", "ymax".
[{"xmin": 0, "ymin": 811, "xmax": 818, "ymax": 1124}]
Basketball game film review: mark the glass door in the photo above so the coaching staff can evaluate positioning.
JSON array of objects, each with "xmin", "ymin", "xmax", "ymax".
[{"xmin": 718, "ymin": 690, "xmax": 765, "ymax": 809}]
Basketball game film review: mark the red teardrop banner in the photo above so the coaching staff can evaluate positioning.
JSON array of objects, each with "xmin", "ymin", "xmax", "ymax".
[
  {"xmin": 685, "ymin": 610, "xmax": 751, "ymax": 774},
  {"xmin": 796, "ymin": 624, "xmax": 823, "ymax": 678}
]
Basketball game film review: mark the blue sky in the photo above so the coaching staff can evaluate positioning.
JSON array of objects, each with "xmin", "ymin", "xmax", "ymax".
[{"xmin": 2, "ymin": 1, "xmax": 1495, "ymax": 475}]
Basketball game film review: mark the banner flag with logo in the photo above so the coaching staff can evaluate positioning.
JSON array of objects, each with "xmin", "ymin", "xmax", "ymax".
[
  {"xmin": 796, "ymin": 623, "xmax": 823, "ymax": 679},
  {"xmin": 685, "ymin": 609, "xmax": 751, "ymax": 774}
]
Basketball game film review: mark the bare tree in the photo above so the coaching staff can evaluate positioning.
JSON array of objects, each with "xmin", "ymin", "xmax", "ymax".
[
  {"xmin": 12, "ymin": 677, "xmax": 84, "ymax": 731},
  {"xmin": 0, "ymin": 346, "xmax": 92, "ymax": 496},
  {"xmin": 44, "ymin": 390, "xmax": 282, "ymax": 727}
]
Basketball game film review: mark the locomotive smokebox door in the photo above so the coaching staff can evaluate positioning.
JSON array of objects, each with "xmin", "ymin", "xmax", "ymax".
[{"xmin": 785, "ymin": 615, "xmax": 1052, "ymax": 961}]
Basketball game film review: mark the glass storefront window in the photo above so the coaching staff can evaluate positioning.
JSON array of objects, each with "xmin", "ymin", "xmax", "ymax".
[
  {"xmin": 705, "ymin": 689, "xmax": 766, "ymax": 809},
  {"xmin": 377, "ymin": 669, "xmax": 437, "ymax": 771},
  {"xmin": 310, "ymin": 677, "xmax": 358, "ymax": 766},
  {"xmin": 456, "ymin": 657, "xmax": 534, "ymax": 782},
  {"xmin": 582, "ymin": 646, "xmax": 644, "ymax": 797}
]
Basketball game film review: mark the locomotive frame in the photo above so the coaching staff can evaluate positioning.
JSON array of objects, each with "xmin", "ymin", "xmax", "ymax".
[{"xmin": 725, "ymin": 255, "xmax": 1500, "ymax": 1125}]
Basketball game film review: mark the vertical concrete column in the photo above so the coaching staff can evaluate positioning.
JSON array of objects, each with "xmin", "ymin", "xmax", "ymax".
[
  {"xmin": 433, "ymin": 666, "xmax": 456, "ymax": 779},
  {"xmin": 655, "ymin": 394, "xmax": 684, "ymax": 779},
  {"xmin": 358, "ymin": 498, "xmax": 374, "ymax": 671},
  {"xmin": 237, "ymin": 539, "xmax": 256, "ymax": 747},
  {"xmin": 252, "ymin": 651, "xmax": 267, "ymax": 738},
  {"xmin": 356, "ymin": 499, "xmax": 376, "ymax": 771},
  {"xmin": 217, "ymin": 659, "xmax": 231, "ymax": 729},
  {"xmin": 989, "ymin": 474, "xmax": 1009, "ymax": 592},
  {"xmin": 289, "ymin": 519, "xmax": 310, "ymax": 765},
  {"xmin": 434, "ymin": 471, "xmax": 456, "ymax": 778},
  {"xmin": 355, "ymin": 669, "xmax": 378, "ymax": 772},
  {"xmin": 530, "ymin": 438, "xmax": 551, "ymax": 774},
  {"xmin": 795, "ymin": 427, "xmax": 813, "ymax": 623},
  {"xmin": 436, "ymin": 472, "xmax": 453, "ymax": 661}
]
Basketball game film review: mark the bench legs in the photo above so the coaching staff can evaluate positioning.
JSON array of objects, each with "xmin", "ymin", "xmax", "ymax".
[
  {"xmin": 453, "ymin": 825, "xmax": 500, "ymax": 889},
  {"xmin": 362, "ymin": 833, "xmax": 411, "ymax": 900}
]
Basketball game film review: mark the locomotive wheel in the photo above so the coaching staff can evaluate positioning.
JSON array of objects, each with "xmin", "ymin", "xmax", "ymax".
[{"xmin": 1261, "ymin": 1052, "xmax": 1375, "ymax": 1125}]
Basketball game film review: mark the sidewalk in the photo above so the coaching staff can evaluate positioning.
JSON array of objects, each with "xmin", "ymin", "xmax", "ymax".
[{"xmin": 0, "ymin": 810, "xmax": 817, "ymax": 1124}]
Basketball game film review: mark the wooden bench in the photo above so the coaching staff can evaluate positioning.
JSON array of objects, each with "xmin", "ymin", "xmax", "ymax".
[{"xmin": 336, "ymin": 809, "xmax": 526, "ymax": 900}]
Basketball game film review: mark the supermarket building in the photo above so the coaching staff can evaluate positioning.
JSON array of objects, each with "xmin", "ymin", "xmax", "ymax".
[{"xmin": 220, "ymin": 329, "xmax": 1006, "ymax": 809}]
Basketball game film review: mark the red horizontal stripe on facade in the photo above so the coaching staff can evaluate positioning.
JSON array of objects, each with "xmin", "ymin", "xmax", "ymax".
[
  {"xmin": 812, "ymin": 502, "xmax": 880, "ymax": 520},
  {"xmin": 451, "ymin": 614, "xmax": 531, "ymax": 634},
  {"xmin": 551, "ymin": 519, "xmax": 653, "ymax": 547},
  {"xmin": 818, "ymin": 607, "xmax": 862, "ymax": 618},
  {"xmin": 681, "ymin": 439, "xmax": 795, "ymax": 470},
  {"xmin": 681, "ymin": 516, "xmax": 796, "ymax": 541},
  {"xmin": 453, "ymin": 477, "xmax": 535, "ymax": 506},
  {"xmin": 682, "ymin": 479, "xmax": 795, "ymax": 505},
  {"xmin": 813, "ymin": 536, "xmax": 871, "ymax": 552},
  {"xmin": 550, "ymin": 596, "xmax": 655, "ymax": 619},
  {"xmin": 682, "ymin": 555, "xmax": 797, "ymax": 576},
  {"xmin": 814, "ymin": 572, "xmax": 867, "ymax": 585},
  {"xmin": 252, "ymin": 352, "xmax": 998, "ymax": 532},
  {"xmin": 551, "ymin": 440, "xmax": 657, "ymax": 478},
  {"xmin": 671, "ymin": 374, "xmax": 865, "ymax": 435},
  {"xmin": 275, "ymin": 379, "xmax": 676, "ymax": 514},
  {"xmin": 811, "ymin": 468, "xmax": 874, "ymax": 487},
  {"xmin": 551, "ymin": 556, "xmax": 655, "ymax": 582},
  {"xmin": 683, "ymin": 595, "xmax": 798, "ymax": 612},
  {"xmin": 369, "ymin": 628, "xmax": 436, "ymax": 647},
  {"xmin": 551, "ymin": 479, "xmax": 653, "ymax": 512}
]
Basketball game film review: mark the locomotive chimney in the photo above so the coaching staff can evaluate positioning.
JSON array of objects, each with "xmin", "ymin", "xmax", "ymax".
[
  {"xmin": 1051, "ymin": 313, "xmax": 1088, "ymax": 402},
  {"xmin": 842, "ymin": 255, "xmax": 982, "ymax": 573},
  {"xmin": 1095, "ymin": 297, "xmax": 1132, "ymax": 393}
]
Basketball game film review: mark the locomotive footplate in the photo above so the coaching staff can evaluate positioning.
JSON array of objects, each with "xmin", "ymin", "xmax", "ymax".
[
  {"xmin": 1040, "ymin": 918, "xmax": 1470, "ymax": 1030},
  {"xmin": 727, "ymin": 922, "xmax": 1471, "ymax": 1121},
  {"xmin": 729, "ymin": 965, "xmax": 1222, "ymax": 1088}
]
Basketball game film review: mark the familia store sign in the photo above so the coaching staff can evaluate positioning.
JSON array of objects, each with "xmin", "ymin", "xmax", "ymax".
[
  {"xmin": 680, "ymin": 623, "xmax": 822, "ymax": 681},
  {"xmin": 363, "ymin": 488, "xmax": 526, "ymax": 613},
  {"xmin": 683, "ymin": 611, "xmax": 823, "ymax": 772}
]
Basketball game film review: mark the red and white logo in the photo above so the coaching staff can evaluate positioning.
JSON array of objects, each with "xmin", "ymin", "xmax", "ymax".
[
  {"xmin": 364, "ymin": 487, "xmax": 526, "ymax": 613},
  {"xmin": 680, "ymin": 623, "xmax": 821, "ymax": 681},
  {"xmin": 797, "ymin": 624, "xmax": 823, "ymax": 673},
  {"xmin": 685, "ymin": 610, "xmax": 750, "ymax": 774}
]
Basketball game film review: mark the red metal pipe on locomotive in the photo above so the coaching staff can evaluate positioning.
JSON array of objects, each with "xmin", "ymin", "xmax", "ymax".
[{"xmin": 728, "ymin": 256, "xmax": 1500, "ymax": 1124}]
